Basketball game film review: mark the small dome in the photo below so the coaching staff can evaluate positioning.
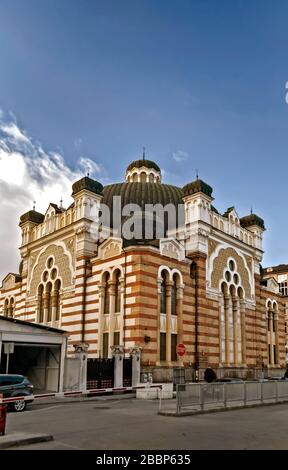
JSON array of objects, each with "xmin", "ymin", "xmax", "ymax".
[
  {"xmin": 182, "ymin": 179, "xmax": 213, "ymax": 198},
  {"xmin": 19, "ymin": 210, "xmax": 45, "ymax": 225},
  {"xmin": 240, "ymin": 214, "xmax": 265, "ymax": 230},
  {"xmin": 72, "ymin": 176, "xmax": 103, "ymax": 197},
  {"xmin": 126, "ymin": 159, "xmax": 160, "ymax": 173}
]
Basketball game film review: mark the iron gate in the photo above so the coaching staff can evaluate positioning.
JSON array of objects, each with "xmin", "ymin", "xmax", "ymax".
[
  {"xmin": 87, "ymin": 358, "xmax": 114, "ymax": 390},
  {"xmin": 123, "ymin": 357, "xmax": 132, "ymax": 387}
]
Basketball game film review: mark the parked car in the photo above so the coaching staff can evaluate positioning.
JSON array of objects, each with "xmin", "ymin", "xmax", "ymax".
[
  {"xmin": 245, "ymin": 378, "xmax": 269, "ymax": 382},
  {"xmin": 215, "ymin": 377, "xmax": 244, "ymax": 383},
  {"xmin": 268, "ymin": 376, "xmax": 288, "ymax": 381},
  {"xmin": 0, "ymin": 374, "xmax": 34, "ymax": 412}
]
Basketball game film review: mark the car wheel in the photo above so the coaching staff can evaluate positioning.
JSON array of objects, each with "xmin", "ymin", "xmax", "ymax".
[{"xmin": 12, "ymin": 399, "xmax": 27, "ymax": 412}]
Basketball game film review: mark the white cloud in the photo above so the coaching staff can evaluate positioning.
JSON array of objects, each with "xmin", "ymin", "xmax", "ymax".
[
  {"xmin": 0, "ymin": 110, "xmax": 103, "ymax": 281},
  {"xmin": 172, "ymin": 150, "xmax": 189, "ymax": 162},
  {"xmin": 1, "ymin": 122, "xmax": 30, "ymax": 144},
  {"xmin": 78, "ymin": 156, "xmax": 101, "ymax": 176}
]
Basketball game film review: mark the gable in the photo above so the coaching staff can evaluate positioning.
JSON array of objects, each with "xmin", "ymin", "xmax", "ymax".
[{"xmin": 2, "ymin": 273, "xmax": 21, "ymax": 291}]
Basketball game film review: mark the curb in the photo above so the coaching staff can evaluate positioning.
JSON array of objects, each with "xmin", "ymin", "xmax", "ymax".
[{"xmin": 0, "ymin": 432, "xmax": 53, "ymax": 449}]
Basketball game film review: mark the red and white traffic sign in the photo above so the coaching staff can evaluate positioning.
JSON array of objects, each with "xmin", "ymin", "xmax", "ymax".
[{"xmin": 176, "ymin": 343, "xmax": 186, "ymax": 357}]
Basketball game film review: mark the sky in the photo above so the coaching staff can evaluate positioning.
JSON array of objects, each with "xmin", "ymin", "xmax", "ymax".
[{"xmin": 0, "ymin": 0, "xmax": 288, "ymax": 279}]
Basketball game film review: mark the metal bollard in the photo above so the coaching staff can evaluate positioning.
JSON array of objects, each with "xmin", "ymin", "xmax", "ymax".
[
  {"xmin": 200, "ymin": 384, "xmax": 204, "ymax": 411},
  {"xmin": 223, "ymin": 383, "xmax": 227, "ymax": 408},
  {"xmin": 261, "ymin": 381, "xmax": 264, "ymax": 404}
]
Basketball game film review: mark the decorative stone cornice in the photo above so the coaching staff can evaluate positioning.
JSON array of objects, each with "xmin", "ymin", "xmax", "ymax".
[
  {"xmin": 129, "ymin": 346, "xmax": 142, "ymax": 359},
  {"xmin": 111, "ymin": 345, "xmax": 124, "ymax": 356}
]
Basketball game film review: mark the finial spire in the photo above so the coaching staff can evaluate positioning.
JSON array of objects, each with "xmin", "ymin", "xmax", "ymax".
[
  {"xmin": 195, "ymin": 168, "xmax": 199, "ymax": 180},
  {"xmin": 60, "ymin": 197, "xmax": 63, "ymax": 209},
  {"xmin": 142, "ymin": 146, "xmax": 146, "ymax": 160},
  {"xmin": 87, "ymin": 171, "xmax": 90, "ymax": 178},
  {"xmin": 33, "ymin": 200, "xmax": 36, "ymax": 211},
  {"xmin": 250, "ymin": 206, "xmax": 253, "ymax": 215}
]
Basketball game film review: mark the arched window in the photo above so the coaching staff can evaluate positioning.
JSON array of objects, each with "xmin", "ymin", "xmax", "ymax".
[
  {"xmin": 160, "ymin": 271, "xmax": 167, "ymax": 314},
  {"xmin": 103, "ymin": 272, "xmax": 110, "ymax": 314},
  {"xmin": 132, "ymin": 173, "xmax": 138, "ymax": 182},
  {"xmin": 38, "ymin": 284, "xmax": 44, "ymax": 323},
  {"xmin": 140, "ymin": 171, "xmax": 146, "ymax": 183},
  {"xmin": 149, "ymin": 173, "xmax": 154, "ymax": 183},
  {"xmin": 55, "ymin": 279, "xmax": 61, "ymax": 321},
  {"xmin": 114, "ymin": 270, "xmax": 121, "ymax": 313},
  {"xmin": 9, "ymin": 298, "xmax": 15, "ymax": 317},
  {"xmin": 3, "ymin": 299, "xmax": 9, "ymax": 317},
  {"xmin": 266, "ymin": 300, "xmax": 279, "ymax": 366},
  {"xmin": 267, "ymin": 301, "xmax": 272, "ymax": 331},
  {"xmin": 46, "ymin": 282, "xmax": 52, "ymax": 322},
  {"xmin": 171, "ymin": 273, "xmax": 178, "ymax": 316}
]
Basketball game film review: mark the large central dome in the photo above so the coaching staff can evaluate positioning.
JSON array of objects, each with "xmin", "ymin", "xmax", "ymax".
[
  {"xmin": 103, "ymin": 182, "xmax": 182, "ymax": 208},
  {"xmin": 101, "ymin": 157, "xmax": 184, "ymax": 244}
]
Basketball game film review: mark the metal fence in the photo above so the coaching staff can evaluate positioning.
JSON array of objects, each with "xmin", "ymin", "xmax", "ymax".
[{"xmin": 162, "ymin": 381, "xmax": 288, "ymax": 415}]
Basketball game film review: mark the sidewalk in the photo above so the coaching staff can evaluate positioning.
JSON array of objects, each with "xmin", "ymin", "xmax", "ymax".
[{"xmin": 0, "ymin": 432, "xmax": 53, "ymax": 449}]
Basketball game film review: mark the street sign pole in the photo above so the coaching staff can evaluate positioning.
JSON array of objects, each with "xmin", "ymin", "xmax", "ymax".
[
  {"xmin": 176, "ymin": 343, "xmax": 186, "ymax": 379},
  {"xmin": 4, "ymin": 343, "xmax": 14, "ymax": 374}
]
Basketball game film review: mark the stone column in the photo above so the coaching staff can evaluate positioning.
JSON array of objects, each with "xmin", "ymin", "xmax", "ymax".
[
  {"xmin": 269, "ymin": 312, "xmax": 274, "ymax": 365},
  {"xmin": 43, "ymin": 293, "xmax": 49, "ymax": 323},
  {"xmin": 119, "ymin": 277, "xmax": 125, "ymax": 347},
  {"xmin": 111, "ymin": 345, "xmax": 124, "ymax": 388},
  {"xmin": 224, "ymin": 295, "xmax": 231, "ymax": 366},
  {"xmin": 73, "ymin": 343, "xmax": 89, "ymax": 392},
  {"xmin": 51, "ymin": 291, "xmax": 58, "ymax": 322},
  {"xmin": 240, "ymin": 300, "xmax": 246, "ymax": 365},
  {"xmin": 165, "ymin": 282, "xmax": 173, "ymax": 364},
  {"xmin": 37, "ymin": 295, "xmax": 41, "ymax": 322},
  {"xmin": 98, "ymin": 285, "xmax": 105, "ymax": 357},
  {"xmin": 219, "ymin": 295, "xmax": 225, "ymax": 365},
  {"xmin": 232, "ymin": 296, "xmax": 239, "ymax": 366},
  {"xmin": 177, "ymin": 284, "xmax": 184, "ymax": 366},
  {"xmin": 156, "ymin": 279, "xmax": 162, "ymax": 364},
  {"xmin": 274, "ymin": 314, "xmax": 279, "ymax": 365},
  {"xmin": 177, "ymin": 284, "xmax": 184, "ymax": 344},
  {"xmin": 108, "ymin": 281, "xmax": 116, "ymax": 358},
  {"xmin": 130, "ymin": 347, "xmax": 142, "ymax": 386}
]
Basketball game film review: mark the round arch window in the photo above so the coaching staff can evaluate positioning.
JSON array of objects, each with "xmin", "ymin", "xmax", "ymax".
[
  {"xmin": 51, "ymin": 268, "xmax": 58, "ymax": 280},
  {"xmin": 47, "ymin": 257, "xmax": 54, "ymax": 269},
  {"xmin": 233, "ymin": 273, "xmax": 239, "ymax": 285},
  {"xmin": 229, "ymin": 260, "xmax": 235, "ymax": 271},
  {"xmin": 225, "ymin": 271, "xmax": 231, "ymax": 282}
]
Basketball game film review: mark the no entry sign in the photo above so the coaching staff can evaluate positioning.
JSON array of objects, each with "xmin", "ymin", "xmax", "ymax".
[{"xmin": 176, "ymin": 343, "xmax": 186, "ymax": 357}]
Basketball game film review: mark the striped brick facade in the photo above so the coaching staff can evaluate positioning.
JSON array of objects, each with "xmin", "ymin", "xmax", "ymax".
[{"xmin": 0, "ymin": 161, "xmax": 286, "ymax": 381}]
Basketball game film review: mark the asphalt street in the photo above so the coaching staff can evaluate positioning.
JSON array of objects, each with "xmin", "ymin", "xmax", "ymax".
[{"xmin": 4, "ymin": 398, "xmax": 288, "ymax": 450}]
